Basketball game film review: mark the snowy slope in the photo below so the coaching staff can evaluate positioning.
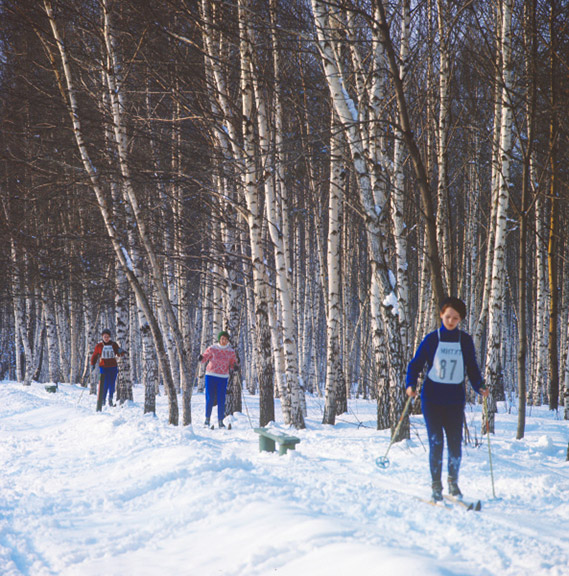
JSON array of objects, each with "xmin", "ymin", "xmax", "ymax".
[{"xmin": 1, "ymin": 380, "xmax": 568, "ymax": 576}]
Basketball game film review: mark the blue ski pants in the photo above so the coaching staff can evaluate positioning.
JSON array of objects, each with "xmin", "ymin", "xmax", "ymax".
[
  {"xmin": 422, "ymin": 400, "xmax": 464, "ymax": 483},
  {"xmin": 205, "ymin": 375, "xmax": 228, "ymax": 422},
  {"xmin": 100, "ymin": 366, "xmax": 118, "ymax": 404}
]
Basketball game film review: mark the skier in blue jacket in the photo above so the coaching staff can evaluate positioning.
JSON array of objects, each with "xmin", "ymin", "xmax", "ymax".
[{"xmin": 406, "ymin": 297, "xmax": 489, "ymax": 502}]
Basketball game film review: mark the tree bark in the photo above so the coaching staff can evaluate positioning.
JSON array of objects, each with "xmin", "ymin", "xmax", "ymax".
[{"xmin": 483, "ymin": 0, "xmax": 514, "ymax": 434}]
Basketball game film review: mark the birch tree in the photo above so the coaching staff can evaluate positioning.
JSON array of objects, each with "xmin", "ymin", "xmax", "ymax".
[
  {"xmin": 248, "ymin": 1, "xmax": 305, "ymax": 428},
  {"xmin": 101, "ymin": 0, "xmax": 193, "ymax": 421},
  {"xmin": 484, "ymin": 0, "xmax": 514, "ymax": 433},
  {"xmin": 547, "ymin": 0, "xmax": 560, "ymax": 411},
  {"xmin": 198, "ymin": 0, "xmax": 276, "ymax": 426},
  {"xmin": 323, "ymin": 117, "xmax": 345, "ymax": 425},
  {"xmin": 516, "ymin": 0, "xmax": 538, "ymax": 439},
  {"xmin": 311, "ymin": 0, "xmax": 407, "ymax": 436},
  {"xmin": 42, "ymin": 0, "xmax": 180, "ymax": 424},
  {"xmin": 435, "ymin": 0, "xmax": 453, "ymax": 295},
  {"xmin": 391, "ymin": 0, "xmax": 411, "ymax": 360}
]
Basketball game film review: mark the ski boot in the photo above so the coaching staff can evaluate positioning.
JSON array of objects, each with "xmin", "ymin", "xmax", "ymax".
[
  {"xmin": 431, "ymin": 480, "xmax": 443, "ymax": 502},
  {"xmin": 448, "ymin": 477, "xmax": 462, "ymax": 498}
]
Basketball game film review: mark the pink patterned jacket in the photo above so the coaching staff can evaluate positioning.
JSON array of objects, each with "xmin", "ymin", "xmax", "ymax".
[{"xmin": 201, "ymin": 344, "xmax": 237, "ymax": 378}]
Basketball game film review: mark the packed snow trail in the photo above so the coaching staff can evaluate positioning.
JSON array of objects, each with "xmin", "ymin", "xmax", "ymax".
[{"xmin": 1, "ymin": 381, "xmax": 568, "ymax": 576}]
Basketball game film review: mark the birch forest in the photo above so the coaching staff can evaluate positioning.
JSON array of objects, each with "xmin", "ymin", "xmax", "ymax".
[{"xmin": 1, "ymin": 0, "xmax": 569, "ymax": 436}]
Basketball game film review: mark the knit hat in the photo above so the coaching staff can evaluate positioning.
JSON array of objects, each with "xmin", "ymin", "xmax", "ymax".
[
  {"xmin": 440, "ymin": 297, "xmax": 467, "ymax": 320},
  {"xmin": 101, "ymin": 328, "xmax": 112, "ymax": 336},
  {"xmin": 217, "ymin": 330, "xmax": 230, "ymax": 342}
]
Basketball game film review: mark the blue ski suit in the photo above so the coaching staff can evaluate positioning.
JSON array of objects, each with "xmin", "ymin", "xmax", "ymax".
[{"xmin": 406, "ymin": 325, "xmax": 485, "ymax": 483}]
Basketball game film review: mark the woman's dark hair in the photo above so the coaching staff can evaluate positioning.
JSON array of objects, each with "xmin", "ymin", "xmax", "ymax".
[{"xmin": 440, "ymin": 297, "xmax": 467, "ymax": 320}]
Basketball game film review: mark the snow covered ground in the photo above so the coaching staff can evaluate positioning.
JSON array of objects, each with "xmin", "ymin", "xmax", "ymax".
[{"xmin": 1, "ymin": 380, "xmax": 568, "ymax": 576}]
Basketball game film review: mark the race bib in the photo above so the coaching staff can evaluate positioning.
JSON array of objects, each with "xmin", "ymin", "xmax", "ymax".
[
  {"xmin": 101, "ymin": 344, "xmax": 115, "ymax": 359},
  {"xmin": 427, "ymin": 340, "xmax": 464, "ymax": 385}
]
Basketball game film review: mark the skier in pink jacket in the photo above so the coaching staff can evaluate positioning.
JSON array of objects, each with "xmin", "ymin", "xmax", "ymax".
[{"xmin": 199, "ymin": 331, "xmax": 238, "ymax": 428}]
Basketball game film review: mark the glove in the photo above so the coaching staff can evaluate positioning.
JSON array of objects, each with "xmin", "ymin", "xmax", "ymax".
[
  {"xmin": 118, "ymin": 347, "xmax": 126, "ymax": 355},
  {"xmin": 198, "ymin": 354, "xmax": 203, "ymax": 362}
]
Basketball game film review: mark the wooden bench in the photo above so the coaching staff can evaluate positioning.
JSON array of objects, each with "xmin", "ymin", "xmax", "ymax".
[
  {"xmin": 254, "ymin": 428, "xmax": 301, "ymax": 455},
  {"xmin": 45, "ymin": 384, "xmax": 58, "ymax": 393}
]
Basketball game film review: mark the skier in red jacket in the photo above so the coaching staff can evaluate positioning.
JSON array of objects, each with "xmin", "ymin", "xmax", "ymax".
[{"xmin": 91, "ymin": 329, "xmax": 125, "ymax": 410}]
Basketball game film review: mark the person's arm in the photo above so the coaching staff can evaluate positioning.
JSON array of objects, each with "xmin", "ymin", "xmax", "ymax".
[
  {"xmin": 200, "ymin": 347, "xmax": 213, "ymax": 363},
  {"xmin": 90, "ymin": 344, "xmax": 100, "ymax": 367},
  {"xmin": 462, "ymin": 334, "xmax": 489, "ymax": 397},
  {"xmin": 405, "ymin": 334, "xmax": 431, "ymax": 396}
]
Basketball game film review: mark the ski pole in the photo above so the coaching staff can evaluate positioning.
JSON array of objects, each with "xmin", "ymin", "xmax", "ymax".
[
  {"xmin": 376, "ymin": 394, "xmax": 414, "ymax": 469},
  {"xmin": 233, "ymin": 353, "xmax": 253, "ymax": 429},
  {"xmin": 76, "ymin": 366, "xmax": 95, "ymax": 408},
  {"xmin": 240, "ymin": 377, "xmax": 254, "ymax": 429},
  {"xmin": 77, "ymin": 386, "xmax": 87, "ymax": 407},
  {"xmin": 484, "ymin": 396, "xmax": 497, "ymax": 498}
]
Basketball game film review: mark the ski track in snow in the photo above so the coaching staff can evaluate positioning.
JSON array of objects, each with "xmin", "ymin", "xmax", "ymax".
[{"xmin": 1, "ymin": 380, "xmax": 568, "ymax": 576}]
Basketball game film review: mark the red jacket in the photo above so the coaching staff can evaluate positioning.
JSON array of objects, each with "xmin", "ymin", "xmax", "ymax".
[{"xmin": 91, "ymin": 341, "xmax": 122, "ymax": 368}]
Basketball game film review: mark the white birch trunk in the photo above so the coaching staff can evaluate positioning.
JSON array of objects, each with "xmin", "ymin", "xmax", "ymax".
[
  {"xmin": 464, "ymin": 126, "xmax": 481, "ymax": 403},
  {"xmin": 474, "ymin": 0, "xmax": 503, "ymax": 357},
  {"xmin": 10, "ymin": 243, "xmax": 34, "ymax": 386},
  {"xmin": 483, "ymin": 0, "xmax": 514, "ymax": 433},
  {"xmin": 532, "ymin": 193, "xmax": 549, "ymax": 405},
  {"xmin": 237, "ymin": 0, "xmax": 276, "ymax": 427},
  {"xmin": 68, "ymin": 271, "xmax": 79, "ymax": 386},
  {"xmin": 221, "ymin": 176, "xmax": 244, "ymax": 417},
  {"xmin": 392, "ymin": 0, "xmax": 411, "ymax": 358},
  {"xmin": 54, "ymin": 293, "xmax": 70, "ymax": 381},
  {"xmin": 268, "ymin": 288, "xmax": 290, "ymax": 422},
  {"xmin": 42, "ymin": 283, "xmax": 60, "ymax": 383},
  {"xmin": 323, "ymin": 119, "xmax": 345, "ymax": 424},
  {"xmin": 436, "ymin": 0, "xmax": 452, "ymax": 294},
  {"xmin": 212, "ymin": 219, "xmax": 224, "ymax": 333}
]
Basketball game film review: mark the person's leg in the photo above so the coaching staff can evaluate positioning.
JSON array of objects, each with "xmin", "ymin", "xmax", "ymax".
[
  {"xmin": 204, "ymin": 376, "xmax": 214, "ymax": 423},
  {"xmin": 422, "ymin": 401, "xmax": 445, "ymax": 497},
  {"xmin": 443, "ymin": 405, "xmax": 464, "ymax": 492},
  {"xmin": 216, "ymin": 377, "xmax": 228, "ymax": 424},
  {"xmin": 97, "ymin": 368, "xmax": 105, "ymax": 412},
  {"xmin": 106, "ymin": 367, "xmax": 118, "ymax": 406}
]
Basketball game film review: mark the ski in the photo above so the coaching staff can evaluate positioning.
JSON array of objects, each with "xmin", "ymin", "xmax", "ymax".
[
  {"xmin": 443, "ymin": 494, "xmax": 482, "ymax": 511},
  {"xmin": 415, "ymin": 496, "xmax": 452, "ymax": 509},
  {"xmin": 210, "ymin": 423, "xmax": 232, "ymax": 430}
]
